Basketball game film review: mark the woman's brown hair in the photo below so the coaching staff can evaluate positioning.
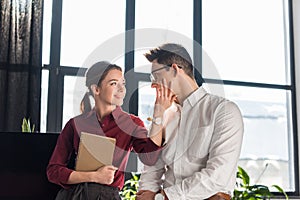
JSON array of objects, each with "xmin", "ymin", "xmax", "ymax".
[{"xmin": 80, "ymin": 61, "xmax": 122, "ymax": 113}]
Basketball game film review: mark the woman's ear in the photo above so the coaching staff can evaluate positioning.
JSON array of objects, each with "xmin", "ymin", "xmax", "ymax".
[{"xmin": 90, "ymin": 84, "xmax": 99, "ymax": 96}]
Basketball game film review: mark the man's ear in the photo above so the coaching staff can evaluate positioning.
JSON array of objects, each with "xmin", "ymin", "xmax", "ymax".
[
  {"xmin": 171, "ymin": 64, "xmax": 181, "ymax": 77},
  {"xmin": 90, "ymin": 84, "xmax": 99, "ymax": 96}
]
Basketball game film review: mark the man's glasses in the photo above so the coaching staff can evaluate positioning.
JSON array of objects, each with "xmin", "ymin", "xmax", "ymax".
[
  {"xmin": 150, "ymin": 64, "xmax": 182, "ymax": 82},
  {"xmin": 150, "ymin": 64, "xmax": 171, "ymax": 82}
]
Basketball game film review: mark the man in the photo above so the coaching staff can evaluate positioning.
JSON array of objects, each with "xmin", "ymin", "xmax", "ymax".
[{"xmin": 136, "ymin": 43, "xmax": 244, "ymax": 200}]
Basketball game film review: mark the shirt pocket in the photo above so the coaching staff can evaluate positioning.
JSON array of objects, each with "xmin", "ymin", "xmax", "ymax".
[{"xmin": 187, "ymin": 126, "xmax": 212, "ymax": 159}]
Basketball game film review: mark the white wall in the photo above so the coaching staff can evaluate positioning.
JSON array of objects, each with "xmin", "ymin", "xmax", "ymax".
[{"xmin": 293, "ymin": 0, "xmax": 300, "ymax": 194}]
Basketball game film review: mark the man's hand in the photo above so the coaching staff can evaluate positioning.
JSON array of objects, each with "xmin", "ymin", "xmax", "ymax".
[{"xmin": 136, "ymin": 190, "xmax": 156, "ymax": 200}]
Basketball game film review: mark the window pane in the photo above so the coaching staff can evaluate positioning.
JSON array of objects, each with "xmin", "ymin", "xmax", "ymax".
[
  {"xmin": 40, "ymin": 69, "xmax": 49, "ymax": 133},
  {"xmin": 62, "ymin": 76, "xmax": 86, "ymax": 128},
  {"xmin": 137, "ymin": 81, "xmax": 156, "ymax": 172},
  {"xmin": 60, "ymin": 0, "xmax": 125, "ymax": 67},
  {"xmin": 138, "ymin": 81, "xmax": 156, "ymax": 128},
  {"xmin": 203, "ymin": 83, "xmax": 294, "ymax": 191},
  {"xmin": 135, "ymin": 0, "xmax": 193, "ymax": 73},
  {"xmin": 42, "ymin": 0, "xmax": 52, "ymax": 65},
  {"xmin": 139, "ymin": 80, "xmax": 295, "ymax": 191},
  {"xmin": 202, "ymin": 0, "xmax": 289, "ymax": 84}
]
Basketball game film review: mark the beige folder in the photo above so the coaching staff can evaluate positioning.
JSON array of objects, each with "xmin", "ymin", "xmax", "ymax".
[{"xmin": 75, "ymin": 132, "xmax": 116, "ymax": 171}]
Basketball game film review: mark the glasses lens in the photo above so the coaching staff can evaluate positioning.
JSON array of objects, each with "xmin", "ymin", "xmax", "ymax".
[{"xmin": 150, "ymin": 74, "xmax": 155, "ymax": 82}]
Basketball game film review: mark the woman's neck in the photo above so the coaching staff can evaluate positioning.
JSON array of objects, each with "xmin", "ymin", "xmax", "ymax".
[{"xmin": 95, "ymin": 103, "xmax": 116, "ymax": 121}]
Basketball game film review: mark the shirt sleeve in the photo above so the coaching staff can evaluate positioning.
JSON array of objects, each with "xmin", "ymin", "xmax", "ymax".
[
  {"xmin": 46, "ymin": 119, "xmax": 76, "ymax": 189},
  {"xmin": 130, "ymin": 116, "xmax": 162, "ymax": 166},
  {"xmin": 164, "ymin": 101, "xmax": 244, "ymax": 199},
  {"xmin": 139, "ymin": 158, "xmax": 166, "ymax": 192}
]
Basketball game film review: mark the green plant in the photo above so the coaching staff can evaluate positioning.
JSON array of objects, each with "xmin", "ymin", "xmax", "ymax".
[
  {"xmin": 120, "ymin": 172, "xmax": 140, "ymax": 200},
  {"xmin": 21, "ymin": 117, "xmax": 35, "ymax": 133},
  {"xmin": 119, "ymin": 167, "xmax": 289, "ymax": 200},
  {"xmin": 233, "ymin": 166, "xmax": 289, "ymax": 200}
]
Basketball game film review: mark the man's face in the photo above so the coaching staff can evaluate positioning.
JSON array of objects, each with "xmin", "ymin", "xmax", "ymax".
[
  {"xmin": 150, "ymin": 60, "xmax": 173, "ymax": 88},
  {"xmin": 151, "ymin": 60, "xmax": 179, "ymax": 103}
]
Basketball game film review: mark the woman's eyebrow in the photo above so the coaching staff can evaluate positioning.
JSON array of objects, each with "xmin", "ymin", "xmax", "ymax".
[{"xmin": 108, "ymin": 79, "xmax": 119, "ymax": 82}]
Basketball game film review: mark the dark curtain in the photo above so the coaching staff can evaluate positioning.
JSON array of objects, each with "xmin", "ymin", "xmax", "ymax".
[{"xmin": 0, "ymin": 0, "xmax": 43, "ymax": 132}]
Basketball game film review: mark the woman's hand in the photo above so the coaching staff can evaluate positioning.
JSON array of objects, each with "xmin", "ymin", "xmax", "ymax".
[
  {"xmin": 67, "ymin": 165, "xmax": 117, "ymax": 185},
  {"xmin": 91, "ymin": 165, "xmax": 118, "ymax": 185},
  {"xmin": 152, "ymin": 78, "xmax": 176, "ymax": 117}
]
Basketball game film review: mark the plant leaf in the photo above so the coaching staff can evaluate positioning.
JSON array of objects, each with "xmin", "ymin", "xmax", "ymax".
[
  {"xmin": 272, "ymin": 185, "xmax": 289, "ymax": 200},
  {"xmin": 22, "ymin": 118, "xmax": 26, "ymax": 132},
  {"xmin": 238, "ymin": 166, "xmax": 250, "ymax": 186}
]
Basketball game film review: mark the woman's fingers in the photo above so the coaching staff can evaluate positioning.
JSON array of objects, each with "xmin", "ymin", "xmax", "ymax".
[
  {"xmin": 156, "ymin": 84, "xmax": 160, "ymax": 98},
  {"xmin": 168, "ymin": 80, "xmax": 173, "ymax": 98},
  {"xmin": 158, "ymin": 78, "xmax": 169, "ymax": 98},
  {"xmin": 157, "ymin": 79, "xmax": 173, "ymax": 99},
  {"xmin": 161, "ymin": 79, "xmax": 165, "ymax": 98},
  {"xmin": 155, "ymin": 79, "xmax": 175, "ymax": 106}
]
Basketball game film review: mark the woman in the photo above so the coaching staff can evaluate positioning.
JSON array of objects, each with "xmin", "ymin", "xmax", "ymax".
[{"xmin": 47, "ymin": 61, "xmax": 174, "ymax": 199}]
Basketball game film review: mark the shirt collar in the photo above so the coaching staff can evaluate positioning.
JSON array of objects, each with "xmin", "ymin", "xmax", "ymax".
[
  {"xmin": 183, "ymin": 86, "xmax": 207, "ymax": 108},
  {"xmin": 84, "ymin": 106, "xmax": 124, "ymax": 121},
  {"xmin": 111, "ymin": 106, "xmax": 123, "ymax": 120},
  {"xmin": 85, "ymin": 109, "xmax": 96, "ymax": 119}
]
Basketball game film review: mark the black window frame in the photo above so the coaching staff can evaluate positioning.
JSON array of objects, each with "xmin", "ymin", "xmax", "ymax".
[{"xmin": 43, "ymin": 0, "xmax": 299, "ymax": 196}]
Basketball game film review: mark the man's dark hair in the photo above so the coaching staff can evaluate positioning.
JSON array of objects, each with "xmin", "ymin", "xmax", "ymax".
[{"xmin": 145, "ymin": 43, "xmax": 194, "ymax": 79}]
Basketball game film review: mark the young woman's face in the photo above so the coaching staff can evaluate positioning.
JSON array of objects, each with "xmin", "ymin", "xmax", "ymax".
[{"xmin": 96, "ymin": 69, "xmax": 126, "ymax": 106}]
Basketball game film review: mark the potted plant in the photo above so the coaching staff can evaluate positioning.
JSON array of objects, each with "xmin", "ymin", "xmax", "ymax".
[
  {"xmin": 120, "ymin": 167, "xmax": 289, "ymax": 200},
  {"xmin": 21, "ymin": 117, "xmax": 35, "ymax": 133},
  {"xmin": 233, "ymin": 166, "xmax": 289, "ymax": 200},
  {"xmin": 120, "ymin": 173, "xmax": 141, "ymax": 200}
]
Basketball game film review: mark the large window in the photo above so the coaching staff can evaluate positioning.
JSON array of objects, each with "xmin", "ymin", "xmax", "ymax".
[
  {"xmin": 201, "ymin": 0, "xmax": 295, "ymax": 191},
  {"xmin": 134, "ymin": 0, "xmax": 193, "ymax": 73},
  {"xmin": 202, "ymin": 0, "xmax": 289, "ymax": 84},
  {"xmin": 42, "ymin": 0, "xmax": 298, "ymax": 195},
  {"xmin": 41, "ymin": 0, "xmax": 125, "ymax": 131}
]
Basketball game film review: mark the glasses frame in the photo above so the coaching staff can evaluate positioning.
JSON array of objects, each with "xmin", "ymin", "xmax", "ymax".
[{"xmin": 149, "ymin": 64, "xmax": 182, "ymax": 82}]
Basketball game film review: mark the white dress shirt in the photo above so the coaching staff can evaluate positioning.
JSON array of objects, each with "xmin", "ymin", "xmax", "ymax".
[{"xmin": 139, "ymin": 87, "xmax": 244, "ymax": 200}]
